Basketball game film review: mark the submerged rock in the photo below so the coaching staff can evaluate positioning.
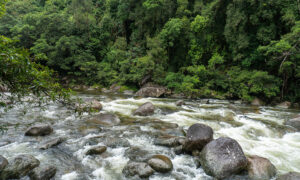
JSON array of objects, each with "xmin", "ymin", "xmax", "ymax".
[
  {"xmin": 135, "ymin": 86, "xmax": 166, "ymax": 98},
  {"xmin": 25, "ymin": 124, "xmax": 53, "ymax": 136},
  {"xmin": 285, "ymin": 116, "xmax": 300, "ymax": 131},
  {"xmin": 277, "ymin": 172, "xmax": 300, "ymax": 180},
  {"xmin": 86, "ymin": 146, "xmax": 107, "ymax": 155},
  {"xmin": 247, "ymin": 155, "xmax": 276, "ymax": 180},
  {"xmin": 87, "ymin": 113, "xmax": 120, "ymax": 126},
  {"xmin": 175, "ymin": 100, "xmax": 185, "ymax": 106},
  {"xmin": 39, "ymin": 137, "xmax": 64, "ymax": 150},
  {"xmin": 125, "ymin": 147, "xmax": 152, "ymax": 162},
  {"xmin": 0, "ymin": 141, "xmax": 10, "ymax": 147},
  {"xmin": 122, "ymin": 161, "xmax": 154, "ymax": 178},
  {"xmin": 0, "ymin": 155, "xmax": 8, "ymax": 172},
  {"xmin": 183, "ymin": 123, "xmax": 213, "ymax": 153},
  {"xmin": 75, "ymin": 100, "xmax": 103, "ymax": 112},
  {"xmin": 200, "ymin": 137, "xmax": 247, "ymax": 179},
  {"xmin": 154, "ymin": 136, "xmax": 185, "ymax": 147},
  {"xmin": 29, "ymin": 165, "xmax": 56, "ymax": 180},
  {"xmin": 148, "ymin": 155, "xmax": 173, "ymax": 173},
  {"xmin": 133, "ymin": 102, "xmax": 155, "ymax": 116},
  {"xmin": 1, "ymin": 154, "xmax": 40, "ymax": 179}
]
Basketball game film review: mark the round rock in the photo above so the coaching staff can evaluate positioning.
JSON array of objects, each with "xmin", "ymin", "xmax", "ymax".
[
  {"xmin": 200, "ymin": 137, "xmax": 248, "ymax": 179},
  {"xmin": 183, "ymin": 123, "xmax": 213, "ymax": 152},
  {"xmin": 148, "ymin": 155, "xmax": 173, "ymax": 173},
  {"xmin": 25, "ymin": 124, "xmax": 53, "ymax": 136},
  {"xmin": 86, "ymin": 146, "xmax": 107, "ymax": 155},
  {"xmin": 247, "ymin": 155, "xmax": 277, "ymax": 180},
  {"xmin": 122, "ymin": 161, "xmax": 154, "ymax": 178},
  {"xmin": 133, "ymin": 102, "xmax": 155, "ymax": 116}
]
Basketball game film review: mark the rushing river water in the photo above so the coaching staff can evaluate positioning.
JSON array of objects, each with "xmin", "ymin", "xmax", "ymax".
[{"xmin": 0, "ymin": 92, "xmax": 300, "ymax": 180}]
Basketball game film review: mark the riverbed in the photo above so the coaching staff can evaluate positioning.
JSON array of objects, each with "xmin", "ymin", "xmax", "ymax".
[{"xmin": 0, "ymin": 92, "xmax": 299, "ymax": 179}]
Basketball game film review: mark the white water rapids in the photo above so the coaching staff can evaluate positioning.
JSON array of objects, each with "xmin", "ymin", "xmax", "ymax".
[{"xmin": 0, "ymin": 92, "xmax": 299, "ymax": 179}]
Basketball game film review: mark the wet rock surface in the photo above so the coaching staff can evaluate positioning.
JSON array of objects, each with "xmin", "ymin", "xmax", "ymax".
[
  {"xmin": 86, "ymin": 146, "xmax": 107, "ymax": 155},
  {"xmin": 247, "ymin": 155, "xmax": 277, "ymax": 180},
  {"xmin": 133, "ymin": 102, "xmax": 155, "ymax": 116},
  {"xmin": 122, "ymin": 161, "xmax": 154, "ymax": 178},
  {"xmin": 154, "ymin": 136, "xmax": 185, "ymax": 147},
  {"xmin": 277, "ymin": 172, "xmax": 300, "ymax": 180},
  {"xmin": 183, "ymin": 123, "xmax": 213, "ymax": 153},
  {"xmin": 1, "ymin": 154, "xmax": 40, "ymax": 179},
  {"xmin": 39, "ymin": 137, "xmax": 64, "ymax": 150},
  {"xmin": 148, "ymin": 155, "xmax": 173, "ymax": 173},
  {"xmin": 29, "ymin": 165, "xmax": 56, "ymax": 180},
  {"xmin": 200, "ymin": 137, "xmax": 248, "ymax": 179},
  {"xmin": 285, "ymin": 116, "xmax": 300, "ymax": 131},
  {"xmin": 25, "ymin": 124, "xmax": 53, "ymax": 136},
  {"xmin": 0, "ymin": 155, "xmax": 8, "ymax": 172},
  {"xmin": 87, "ymin": 113, "xmax": 120, "ymax": 126}
]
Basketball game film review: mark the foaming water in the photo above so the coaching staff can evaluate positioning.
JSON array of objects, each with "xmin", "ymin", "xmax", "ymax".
[{"xmin": 0, "ymin": 92, "xmax": 299, "ymax": 179}]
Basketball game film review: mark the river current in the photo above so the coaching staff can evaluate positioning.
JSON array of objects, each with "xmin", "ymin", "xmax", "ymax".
[{"xmin": 0, "ymin": 92, "xmax": 299, "ymax": 180}]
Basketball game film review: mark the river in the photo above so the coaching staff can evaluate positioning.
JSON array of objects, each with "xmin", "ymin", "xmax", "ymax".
[{"xmin": 0, "ymin": 92, "xmax": 299, "ymax": 179}]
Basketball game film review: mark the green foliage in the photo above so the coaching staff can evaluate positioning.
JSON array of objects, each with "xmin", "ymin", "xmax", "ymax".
[{"xmin": 0, "ymin": 0, "xmax": 299, "ymax": 102}]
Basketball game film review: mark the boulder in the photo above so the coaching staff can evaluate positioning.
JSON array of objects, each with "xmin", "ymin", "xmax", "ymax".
[
  {"xmin": 183, "ymin": 123, "xmax": 213, "ymax": 153},
  {"xmin": 29, "ymin": 165, "xmax": 56, "ymax": 180},
  {"xmin": 25, "ymin": 124, "xmax": 53, "ymax": 136},
  {"xmin": 247, "ymin": 155, "xmax": 276, "ymax": 180},
  {"xmin": 277, "ymin": 172, "xmax": 300, "ymax": 180},
  {"xmin": 133, "ymin": 102, "xmax": 155, "ymax": 116},
  {"xmin": 86, "ymin": 146, "xmax": 107, "ymax": 155},
  {"xmin": 251, "ymin": 98, "xmax": 264, "ymax": 106},
  {"xmin": 1, "ymin": 154, "xmax": 40, "ymax": 179},
  {"xmin": 147, "ymin": 155, "xmax": 173, "ymax": 173},
  {"xmin": 103, "ymin": 137, "xmax": 130, "ymax": 148},
  {"xmin": 285, "ymin": 116, "xmax": 300, "ymax": 131},
  {"xmin": 175, "ymin": 100, "xmax": 185, "ymax": 106},
  {"xmin": 90, "ymin": 100, "xmax": 103, "ymax": 111},
  {"xmin": 87, "ymin": 113, "xmax": 120, "ymax": 126},
  {"xmin": 200, "ymin": 137, "xmax": 248, "ymax": 179},
  {"xmin": 39, "ymin": 137, "xmax": 64, "ymax": 150},
  {"xmin": 0, "ymin": 155, "xmax": 8, "ymax": 172},
  {"xmin": 276, "ymin": 101, "xmax": 291, "ymax": 109},
  {"xmin": 122, "ymin": 161, "xmax": 154, "ymax": 178},
  {"xmin": 135, "ymin": 86, "xmax": 166, "ymax": 98},
  {"xmin": 173, "ymin": 145, "xmax": 183, "ymax": 155}
]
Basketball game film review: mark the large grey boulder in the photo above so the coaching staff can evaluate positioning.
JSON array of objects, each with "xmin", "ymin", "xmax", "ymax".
[
  {"xmin": 1, "ymin": 154, "xmax": 40, "ymax": 179},
  {"xmin": 200, "ymin": 137, "xmax": 248, "ymax": 179},
  {"xmin": 183, "ymin": 123, "xmax": 213, "ymax": 153},
  {"xmin": 122, "ymin": 161, "xmax": 154, "ymax": 178},
  {"xmin": 133, "ymin": 102, "xmax": 155, "ymax": 116},
  {"xmin": 147, "ymin": 155, "xmax": 173, "ymax": 173},
  {"xmin": 25, "ymin": 124, "xmax": 53, "ymax": 136},
  {"xmin": 277, "ymin": 172, "xmax": 300, "ymax": 180},
  {"xmin": 247, "ymin": 155, "xmax": 276, "ymax": 180},
  {"xmin": 135, "ymin": 86, "xmax": 166, "ymax": 98},
  {"xmin": 285, "ymin": 116, "xmax": 300, "ymax": 131},
  {"xmin": 29, "ymin": 165, "xmax": 56, "ymax": 180},
  {"xmin": 87, "ymin": 113, "xmax": 120, "ymax": 126},
  {"xmin": 0, "ymin": 155, "xmax": 8, "ymax": 172}
]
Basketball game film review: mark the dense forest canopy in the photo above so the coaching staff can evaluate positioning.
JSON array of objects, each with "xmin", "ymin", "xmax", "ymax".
[
  {"xmin": 0, "ymin": 0, "xmax": 70, "ymax": 107},
  {"xmin": 0, "ymin": 0, "xmax": 300, "ymax": 102}
]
